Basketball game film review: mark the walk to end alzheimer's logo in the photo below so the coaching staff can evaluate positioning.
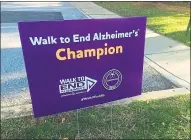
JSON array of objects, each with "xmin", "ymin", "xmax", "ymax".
[{"xmin": 59, "ymin": 76, "xmax": 97, "ymax": 97}]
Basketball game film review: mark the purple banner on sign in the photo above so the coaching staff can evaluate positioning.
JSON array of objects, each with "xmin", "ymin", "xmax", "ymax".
[{"xmin": 18, "ymin": 17, "xmax": 147, "ymax": 118}]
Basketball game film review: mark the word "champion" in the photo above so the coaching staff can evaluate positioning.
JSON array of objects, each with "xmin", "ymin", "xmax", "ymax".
[{"xmin": 56, "ymin": 43, "xmax": 123, "ymax": 61}]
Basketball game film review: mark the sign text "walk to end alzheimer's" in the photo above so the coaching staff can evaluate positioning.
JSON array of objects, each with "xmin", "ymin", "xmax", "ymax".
[{"xmin": 29, "ymin": 29, "xmax": 140, "ymax": 61}]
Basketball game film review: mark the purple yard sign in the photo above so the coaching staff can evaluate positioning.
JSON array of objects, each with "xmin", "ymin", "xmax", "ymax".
[{"xmin": 18, "ymin": 17, "xmax": 147, "ymax": 118}]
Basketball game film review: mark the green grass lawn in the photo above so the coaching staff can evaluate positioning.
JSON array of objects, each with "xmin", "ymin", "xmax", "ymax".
[
  {"xmin": 95, "ymin": 2, "xmax": 190, "ymax": 46},
  {"xmin": 1, "ymin": 94, "xmax": 190, "ymax": 139}
]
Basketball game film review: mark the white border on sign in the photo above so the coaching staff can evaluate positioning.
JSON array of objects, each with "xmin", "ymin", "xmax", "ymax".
[{"xmin": 1, "ymin": 0, "xmax": 190, "ymax": 2}]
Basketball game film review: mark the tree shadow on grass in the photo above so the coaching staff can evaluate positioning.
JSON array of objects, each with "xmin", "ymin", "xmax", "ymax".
[
  {"xmin": 1, "ymin": 111, "xmax": 78, "ymax": 139},
  {"xmin": 111, "ymin": 95, "xmax": 190, "ymax": 139},
  {"xmin": 96, "ymin": 2, "xmax": 190, "ymax": 18},
  {"xmin": 164, "ymin": 30, "xmax": 190, "ymax": 46},
  {"xmin": 145, "ymin": 22, "xmax": 190, "ymax": 46}
]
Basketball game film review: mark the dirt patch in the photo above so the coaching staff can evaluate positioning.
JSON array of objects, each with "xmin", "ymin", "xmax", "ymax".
[{"xmin": 130, "ymin": 2, "xmax": 190, "ymax": 13}]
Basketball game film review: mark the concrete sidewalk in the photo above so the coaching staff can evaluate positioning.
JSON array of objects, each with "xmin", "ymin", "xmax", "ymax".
[{"xmin": 71, "ymin": 2, "xmax": 190, "ymax": 90}]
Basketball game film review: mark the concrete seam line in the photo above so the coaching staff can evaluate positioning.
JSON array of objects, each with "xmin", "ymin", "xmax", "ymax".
[
  {"xmin": 145, "ymin": 49, "xmax": 190, "ymax": 55},
  {"xmin": 70, "ymin": 2, "xmax": 116, "ymax": 18},
  {"xmin": 144, "ymin": 58, "xmax": 190, "ymax": 90},
  {"xmin": 70, "ymin": 2, "xmax": 116, "ymax": 14},
  {"xmin": 145, "ymin": 56, "xmax": 190, "ymax": 85},
  {"xmin": 70, "ymin": 2, "xmax": 92, "ymax": 19}
]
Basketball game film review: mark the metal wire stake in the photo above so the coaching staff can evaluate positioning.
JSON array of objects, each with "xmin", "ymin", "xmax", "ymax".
[
  {"xmin": 110, "ymin": 103, "xmax": 113, "ymax": 139},
  {"xmin": 76, "ymin": 109, "xmax": 80, "ymax": 139}
]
